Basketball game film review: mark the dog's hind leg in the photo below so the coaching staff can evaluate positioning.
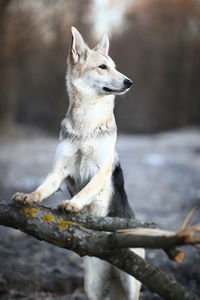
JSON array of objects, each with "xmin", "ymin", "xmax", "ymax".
[
  {"xmin": 111, "ymin": 248, "xmax": 145, "ymax": 300},
  {"xmin": 84, "ymin": 257, "xmax": 111, "ymax": 300},
  {"xmin": 110, "ymin": 276, "xmax": 127, "ymax": 300},
  {"xmin": 110, "ymin": 272, "xmax": 141, "ymax": 300}
]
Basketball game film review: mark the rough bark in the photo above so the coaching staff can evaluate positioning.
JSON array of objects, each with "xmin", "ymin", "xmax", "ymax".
[{"xmin": 0, "ymin": 201, "xmax": 199, "ymax": 300}]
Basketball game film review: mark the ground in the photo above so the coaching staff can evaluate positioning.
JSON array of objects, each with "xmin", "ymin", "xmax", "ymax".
[{"xmin": 0, "ymin": 127, "xmax": 200, "ymax": 299}]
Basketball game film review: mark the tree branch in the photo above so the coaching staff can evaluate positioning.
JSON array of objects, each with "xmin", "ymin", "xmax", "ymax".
[{"xmin": 0, "ymin": 201, "xmax": 199, "ymax": 300}]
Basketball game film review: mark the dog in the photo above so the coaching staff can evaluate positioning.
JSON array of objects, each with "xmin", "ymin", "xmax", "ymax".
[{"xmin": 12, "ymin": 27, "xmax": 144, "ymax": 300}]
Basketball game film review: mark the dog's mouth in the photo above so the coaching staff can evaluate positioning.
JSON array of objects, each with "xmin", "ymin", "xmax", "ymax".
[
  {"xmin": 103, "ymin": 86, "xmax": 130, "ymax": 94},
  {"xmin": 103, "ymin": 87, "xmax": 113, "ymax": 92}
]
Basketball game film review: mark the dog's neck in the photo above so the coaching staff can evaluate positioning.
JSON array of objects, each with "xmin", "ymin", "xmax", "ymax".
[{"xmin": 65, "ymin": 89, "xmax": 116, "ymax": 137}]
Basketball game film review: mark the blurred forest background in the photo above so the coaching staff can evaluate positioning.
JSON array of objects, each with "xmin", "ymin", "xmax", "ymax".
[
  {"xmin": 1, "ymin": 0, "xmax": 200, "ymax": 135},
  {"xmin": 1, "ymin": 1, "xmax": 200, "ymax": 299}
]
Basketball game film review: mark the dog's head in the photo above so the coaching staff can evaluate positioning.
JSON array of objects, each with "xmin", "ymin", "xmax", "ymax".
[{"xmin": 67, "ymin": 27, "xmax": 132, "ymax": 97}]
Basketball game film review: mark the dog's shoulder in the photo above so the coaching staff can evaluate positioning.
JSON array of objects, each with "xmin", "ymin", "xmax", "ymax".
[{"xmin": 59, "ymin": 117, "xmax": 77, "ymax": 142}]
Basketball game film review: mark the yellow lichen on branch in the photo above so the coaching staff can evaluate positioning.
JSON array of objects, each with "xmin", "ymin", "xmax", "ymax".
[
  {"xmin": 57, "ymin": 219, "xmax": 77, "ymax": 230},
  {"xmin": 23, "ymin": 207, "xmax": 40, "ymax": 218},
  {"xmin": 51, "ymin": 239, "xmax": 64, "ymax": 248},
  {"xmin": 43, "ymin": 214, "xmax": 55, "ymax": 223}
]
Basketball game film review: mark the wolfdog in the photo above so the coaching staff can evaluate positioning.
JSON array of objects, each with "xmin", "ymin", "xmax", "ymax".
[{"xmin": 12, "ymin": 27, "xmax": 144, "ymax": 300}]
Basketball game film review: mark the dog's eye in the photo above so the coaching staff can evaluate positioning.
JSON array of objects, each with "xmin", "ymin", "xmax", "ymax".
[{"xmin": 98, "ymin": 64, "xmax": 108, "ymax": 70}]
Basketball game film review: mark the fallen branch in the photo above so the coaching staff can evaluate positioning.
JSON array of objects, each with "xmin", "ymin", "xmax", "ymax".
[
  {"xmin": 0, "ymin": 201, "xmax": 199, "ymax": 300},
  {"xmin": 114, "ymin": 227, "xmax": 200, "ymax": 249}
]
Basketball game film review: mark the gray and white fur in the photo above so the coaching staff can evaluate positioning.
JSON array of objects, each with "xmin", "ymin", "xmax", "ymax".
[{"xmin": 12, "ymin": 27, "xmax": 144, "ymax": 300}]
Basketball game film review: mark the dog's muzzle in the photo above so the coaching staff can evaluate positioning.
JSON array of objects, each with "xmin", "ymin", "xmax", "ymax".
[{"xmin": 103, "ymin": 78, "xmax": 133, "ymax": 94}]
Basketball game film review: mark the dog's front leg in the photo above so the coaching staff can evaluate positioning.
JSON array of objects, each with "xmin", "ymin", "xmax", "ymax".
[
  {"xmin": 12, "ymin": 140, "xmax": 75, "ymax": 205},
  {"xmin": 12, "ymin": 166, "xmax": 68, "ymax": 205},
  {"xmin": 59, "ymin": 155, "xmax": 114, "ymax": 213}
]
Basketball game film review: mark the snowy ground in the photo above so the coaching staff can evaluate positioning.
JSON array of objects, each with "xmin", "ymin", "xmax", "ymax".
[{"xmin": 0, "ymin": 127, "xmax": 200, "ymax": 299}]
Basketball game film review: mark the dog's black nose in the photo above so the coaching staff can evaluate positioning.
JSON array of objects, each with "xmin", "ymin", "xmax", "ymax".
[{"xmin": 124, "ymin": 78, "xmax": 133, "ymax": 88}]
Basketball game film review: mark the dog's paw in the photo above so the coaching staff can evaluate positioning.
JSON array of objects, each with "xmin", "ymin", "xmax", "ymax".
[
  {"xmin": 58, "ymin": 200, "xmax": 81, "ymax": 213},
  {"xmin": 11, "ymin": 192, "xmax": 41, "ymax": 205}
]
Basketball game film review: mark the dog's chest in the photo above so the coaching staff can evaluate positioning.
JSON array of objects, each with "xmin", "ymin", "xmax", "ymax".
[
  {"xmin": 73, "ymin": 144, "xmax": 98, "ymax": 183},
  {"xmin": 66, "ymin": 141, "xmax": 100, "ymax": 194},
  {"xmin": 65, "ymin": 134, "xmax": 115, "ymax": 195}
]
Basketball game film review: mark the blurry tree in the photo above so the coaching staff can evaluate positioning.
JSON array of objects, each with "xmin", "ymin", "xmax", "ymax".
[
  {"xmin": 112, "ymin": 0, "xmax": 200, "ymax": 132},
  {"xmin": 0, "ymin": 0, "xmax": 14, "ymax": 132},
  {"xmin": 0, "ymin": 0, "xmax": 200, "ymax": 134},
  {"xmin": 0, "ymin": 0, "xmax": 90, "ymax": 134}
]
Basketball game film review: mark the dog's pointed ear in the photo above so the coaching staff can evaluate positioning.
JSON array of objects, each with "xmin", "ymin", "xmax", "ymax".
[
  {"xmin": 70, "ymin": 27, "xmax": 87, "ymax": 63},
  {"xmin": 94, "ymin": 34, "xmax": 109, "ymax": 55}
]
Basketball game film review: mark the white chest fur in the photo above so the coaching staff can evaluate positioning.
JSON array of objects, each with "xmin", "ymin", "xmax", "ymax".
[
  {"xmin": 58, "ymin": 133, "xmax": 115, "ymax": 184},
  {"xmin": 55, "ymin": 131, "xmax": 116, "ymax": 216}
]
